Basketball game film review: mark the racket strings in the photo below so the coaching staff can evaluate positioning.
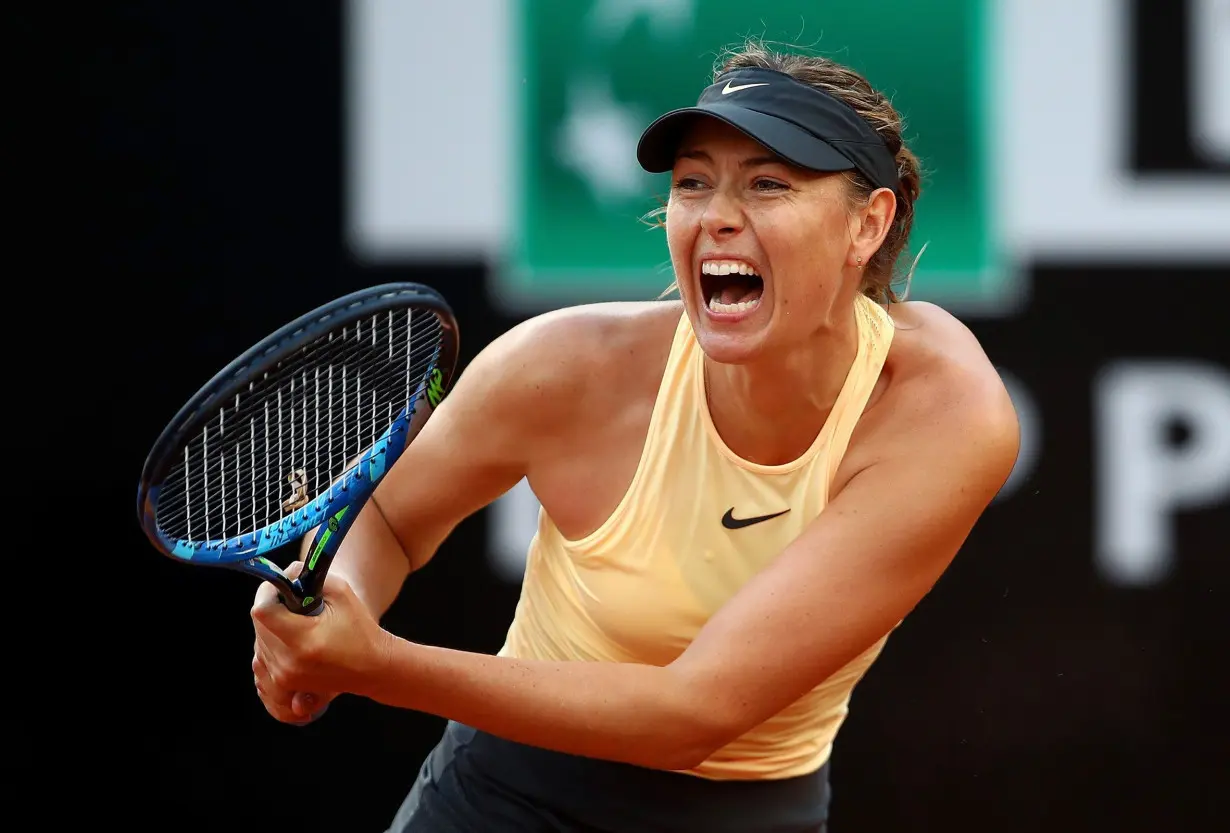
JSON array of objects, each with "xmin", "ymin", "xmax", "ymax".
[
  {"xmin": 162, "ymin": 348, "xmax": 429, "ymax": 510},
  {"xmin": 155, "ymin": 309, "xmax": 444, "ymax": 544},
  {"xmin": 163, "ymin": 318, "xmax": 443, "ymax": 542},
  {"xmin": 164, "ymin": 320, "xmax": 442, "ymax": 510},
  {"xmin": 172, "ymin": 327, "xmax": 443, "ymax": 472}
]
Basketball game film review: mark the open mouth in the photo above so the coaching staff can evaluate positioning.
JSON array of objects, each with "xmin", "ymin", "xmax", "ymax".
[{"xmin": 701, "ymin": 260, "xmax": 764, "ymax": 315}]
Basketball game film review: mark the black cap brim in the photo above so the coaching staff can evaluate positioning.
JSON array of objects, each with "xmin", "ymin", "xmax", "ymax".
[{"xmin": 636, "ymin": 103, "xmax": 858, "ymax": 175}]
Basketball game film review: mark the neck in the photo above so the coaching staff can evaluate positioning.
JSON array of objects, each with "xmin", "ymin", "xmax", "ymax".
[{"xmin": 704, "ymin": 302, "xmax": 861, "ymax": 466}]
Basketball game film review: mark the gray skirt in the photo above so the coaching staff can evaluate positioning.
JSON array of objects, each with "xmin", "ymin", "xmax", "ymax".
[{"xmin": 387, "ymin": 721, "xmax": 831, "ymax": 833}]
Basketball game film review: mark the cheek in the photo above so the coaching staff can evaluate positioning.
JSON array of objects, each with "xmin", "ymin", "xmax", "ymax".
[
  {"xmin": 665, "ymin": 211, "xmax": 696, "ymax": 280},
  {"xmin": 664, "ymin": 202, "xmax": 691, "ymax": 247},
  {"xmin": 762, "ymin": 217, "xmax": 847, "ymax": 302}
]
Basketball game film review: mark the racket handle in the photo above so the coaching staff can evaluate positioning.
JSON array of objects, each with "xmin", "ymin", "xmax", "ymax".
[
  {"xmin": 276, "ymin": 591, "xmax": 325, "ymax": 616},
  {"xmin": 293, "ymin": 700, "xmax": 330, "ymax": 726}
]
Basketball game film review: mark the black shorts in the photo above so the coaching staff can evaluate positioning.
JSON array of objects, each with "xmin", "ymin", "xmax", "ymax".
[{"xmin": 386, "ymin": 721, "xmax": 831, "ymax": 833}]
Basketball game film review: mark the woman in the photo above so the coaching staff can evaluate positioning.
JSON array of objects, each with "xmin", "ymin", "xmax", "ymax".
[{"xmin": 251, "ymin": 40, "xmax": 1020, "ymax": 832}]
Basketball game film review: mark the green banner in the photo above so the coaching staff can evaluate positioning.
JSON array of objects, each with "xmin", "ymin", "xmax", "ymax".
[{"xmin": 500, "ymin": 0, "xmax": 1008, "ymax": 312}]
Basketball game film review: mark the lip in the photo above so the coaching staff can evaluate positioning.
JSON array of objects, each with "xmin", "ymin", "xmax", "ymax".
[{"xmin": 696, "ymin": 255, "xmax": 766, "ymax": 325}]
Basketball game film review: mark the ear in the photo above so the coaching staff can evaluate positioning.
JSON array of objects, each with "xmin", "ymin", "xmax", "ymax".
[{"xmin": 846, "ymin": 187, "xmax": 897, "ymax": 268}]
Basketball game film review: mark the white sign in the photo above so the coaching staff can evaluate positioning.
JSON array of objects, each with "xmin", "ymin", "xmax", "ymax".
[
  {"xmin": 1000, "ymin": 0, "xmax": 1230, "ymax": 261},
  {"xmin": 1192, "ymin": 0, "xmax": 1230, "ymax": 163}
]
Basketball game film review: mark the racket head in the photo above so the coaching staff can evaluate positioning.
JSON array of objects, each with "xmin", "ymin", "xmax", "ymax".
[{"xmin": 136, "ymin": 282, "xmax": 458, "ymax": 602}]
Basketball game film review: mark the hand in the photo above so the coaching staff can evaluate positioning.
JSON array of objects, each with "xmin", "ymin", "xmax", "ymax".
[
  {"xmin": 250, "ymin": 560, "xmax": 334, "ymax": 724},
  {"xmin": 252, "ymin": 644, "xmax": 336, "ymax": 725},
  {"xmin": 250, "ymin": 567, "xmax": 390, "ymax": 723}
]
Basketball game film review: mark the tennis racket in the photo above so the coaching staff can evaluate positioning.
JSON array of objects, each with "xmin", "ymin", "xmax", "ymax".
[{"xmin": 136, "ymin": 282, "xmax": 459, "ymax": 615}]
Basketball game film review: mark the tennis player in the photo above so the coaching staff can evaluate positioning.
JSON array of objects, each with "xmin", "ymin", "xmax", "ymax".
[{"xmin": 251, "ymin": 40, "xmax": 1020, "ymax": 832}]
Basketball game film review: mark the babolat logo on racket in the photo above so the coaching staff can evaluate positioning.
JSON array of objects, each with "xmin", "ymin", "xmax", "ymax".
[
  {"xmin": 426, "ymin": 367, "xmax": 446, "ymax": 407},
  {"xmin": 282, "ymin": 468, "xmax": 310, "ymax": 512},
  {"xmin": 307, "ymin": 506, "xmax": 350, "ymax": 570}
]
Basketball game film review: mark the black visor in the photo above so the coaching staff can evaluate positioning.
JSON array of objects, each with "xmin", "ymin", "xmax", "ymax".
[{"xmin": 636, "ymin": 67, "xmax": 900, "ymax": 195}]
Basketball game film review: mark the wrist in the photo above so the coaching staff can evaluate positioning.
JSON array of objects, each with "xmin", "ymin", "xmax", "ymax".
[{"xmin": 354, "ymin": 628, "xmax": 411, "ymax": 704}]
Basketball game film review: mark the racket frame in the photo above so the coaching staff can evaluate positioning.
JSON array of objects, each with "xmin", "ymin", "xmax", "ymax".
[{"xmin": 136, "ymin": 283, "xmax": 459, "ymax": 614}]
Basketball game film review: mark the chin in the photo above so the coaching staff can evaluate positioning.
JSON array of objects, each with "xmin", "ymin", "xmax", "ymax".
[{"xmin": 689, "ymin": 311, "xmax": 773, "ymax": 365}]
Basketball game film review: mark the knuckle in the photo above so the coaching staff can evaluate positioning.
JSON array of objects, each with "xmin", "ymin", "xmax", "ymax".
[
  {"xmin": 256, "ymin": 689, "xmax": 295, "ymax": 723},
  {"xmin": 270, "ymin": 665, "xmax": 300, "ymax": 691}
]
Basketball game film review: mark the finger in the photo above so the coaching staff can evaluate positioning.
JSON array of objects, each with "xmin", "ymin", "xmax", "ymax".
[
  {"xmin": 291, "ymin": 693, "xmax": 332, "ymax": 725},
  {"xmin": 253, "ymin": 630, "xmax": 293, "ymax": 691},
  {"xmin": 251, "ymin": 579, "xmax": 283, "ymax": 621},
  {"xmin": 252, "ymin": 647, "xmax": 285, "ymax": 699},
  {"xmin": 251, "ymin": 598, "xmax": 298, "ymax": 649},
  {"xmin": 253, "ymin": 630, "xmax": 318, "ymax": 725},
  {"xmin": 258, "ymin": 681, "xmax": 323, "ymax": 725},
  {"xmin": 291, "ymin": 690, "xmax": 332, "ymax": 719},
  {"xmin": 257, "ymin": 687, "xmax": 303, "ymax": 724},
  {"xmin": 252, "ymin": 658, "xmax": 280, "ymax": 702},
  {"xmin": 257, "ymin": 674, "xmax": 294, "ymax": 708},
  {"xmin": 254, "ymin": 664, "xmax": 302, "ymax": 723},
  {"xmin": 256, "ymin": 633, "xmax": 324, "ymax": 718},
  {"xmin": 292, "ymin": 690, "xmax": 316, "ymax": 718}
]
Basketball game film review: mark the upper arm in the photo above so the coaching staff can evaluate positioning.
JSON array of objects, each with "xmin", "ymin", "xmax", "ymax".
[
  {"xmin": 671, "ymin": 368, "xmax": 1020, "ymax": 744},
  {"xmin": 371, "ymin": 310, "xmax": 592, "ymax": 570}
]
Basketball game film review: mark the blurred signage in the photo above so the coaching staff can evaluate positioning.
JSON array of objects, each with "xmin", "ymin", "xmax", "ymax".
[
  {"xmin": 348, "ymin": 0, "xmax": 1230, "ymax": 305},
  {"xmin": 500, "ymin": 0, "xmax": 1006, "ymax": 312}
]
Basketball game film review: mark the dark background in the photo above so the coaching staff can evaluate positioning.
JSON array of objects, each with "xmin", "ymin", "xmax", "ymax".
[{"xmin": 79, "ymin": 2, "xmax": 1227, "ymax": 831}]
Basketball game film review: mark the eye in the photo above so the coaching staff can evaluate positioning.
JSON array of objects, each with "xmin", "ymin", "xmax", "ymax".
[
  {"xmin": 672, "ymin": 176, "xmax": 708, "ymax": 192},
  {"xmin": 752, "ymin": 178, "xmax": 789, "ymax": 192}
]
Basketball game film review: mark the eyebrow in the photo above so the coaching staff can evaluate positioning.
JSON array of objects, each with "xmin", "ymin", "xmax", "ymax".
[{"xmin": 675, "ymin": 149, "xmax": 787, "ymax": 169}]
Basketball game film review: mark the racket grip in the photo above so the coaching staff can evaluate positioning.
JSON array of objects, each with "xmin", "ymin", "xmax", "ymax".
[
  {"xmin": 299, "ymin": 596, "xmax": 325, "ymax": 616},
  {"xmin": 276, "ymin": 591, "xmax": 325, "ymax": 616},
  {"xmin": 293, "ymin": 700, "xmax": 330, "ymax": 726}
]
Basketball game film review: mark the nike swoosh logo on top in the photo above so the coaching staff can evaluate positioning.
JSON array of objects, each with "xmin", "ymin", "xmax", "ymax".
[
  {"xmin": 721, "ymin": 80, "xmax": 770, "ymax": 95},
  {"xmin": 721, "ymin": 508, "xmax": 790, "ymax": 529}
]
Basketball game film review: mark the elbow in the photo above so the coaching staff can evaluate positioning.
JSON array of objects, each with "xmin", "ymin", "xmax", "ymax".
[
  {"xmin": 644, "ymin": 665, "xmax": 750, "ymax": 771},
  {"xmin": 652, "ymin": 701, "xmax": 743, "ymax": 772}
]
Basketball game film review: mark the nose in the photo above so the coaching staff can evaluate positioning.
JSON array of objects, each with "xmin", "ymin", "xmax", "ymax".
[{"xmin": 699, "ymin": 187, "xmax": 744, "ymax": 239}]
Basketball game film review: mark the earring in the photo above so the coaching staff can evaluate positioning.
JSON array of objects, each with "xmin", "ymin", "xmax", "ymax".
[{"xmin": 855, "ymin": 256, "xmax": 863, "ymax": 266}]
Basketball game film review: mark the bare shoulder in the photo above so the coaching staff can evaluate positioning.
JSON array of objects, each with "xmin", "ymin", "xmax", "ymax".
[
  {"xmin": 839, "ymin": 300, "xmax": 1020, "ymax": 493},
  {"xmin": 886, "ymin": 300, "xmax": 1013, "ymax": 404},
  {"xmin": 480, "ymin": 299, "xmax": 680, "ymax": 387},
  {"xmin": 455, "ymin": 299, "xmax": 682, "ymax": 435}
]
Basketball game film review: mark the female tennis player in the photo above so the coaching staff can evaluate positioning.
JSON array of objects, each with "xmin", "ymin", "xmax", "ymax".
[{"xmin": 251, "ymin": 40, "xmax": 1020, "ymax": 832}]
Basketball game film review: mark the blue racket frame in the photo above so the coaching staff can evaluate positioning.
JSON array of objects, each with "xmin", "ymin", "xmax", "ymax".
[{"xmin": 136, "ymin": 283, "xmax": 459, "ymax": 614}]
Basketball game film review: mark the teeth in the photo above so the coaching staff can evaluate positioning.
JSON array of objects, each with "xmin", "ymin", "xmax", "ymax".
[
  {"xmin": 708, "ymin": 296, "xmax": 761, "ymax": 314},
  {"xmin": 702, "ymin": 260, "xmax": 759, "ymax": 276}
]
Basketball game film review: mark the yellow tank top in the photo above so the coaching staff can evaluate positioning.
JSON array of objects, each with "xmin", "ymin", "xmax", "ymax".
[{"xmin": 499, "ymin": 294, "xmax": 896, "ymax": 780}]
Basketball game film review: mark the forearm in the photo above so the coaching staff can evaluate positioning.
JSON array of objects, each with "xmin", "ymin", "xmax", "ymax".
[
  {"xmin": 298, "ymin": 499, "xmax": 410, "ymax": 618},
  {"xmin": 359, "ymin": 637, "xmax": 719, "ymax": 771}
]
